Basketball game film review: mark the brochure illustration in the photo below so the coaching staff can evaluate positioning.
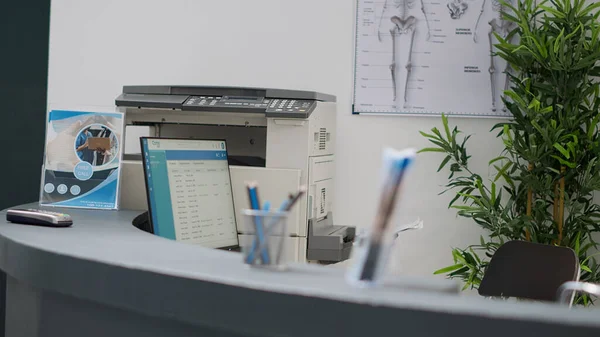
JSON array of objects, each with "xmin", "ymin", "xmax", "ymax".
[{"xmin": 40, "ymin": 110, "xmax": 124, "ymax": 209}]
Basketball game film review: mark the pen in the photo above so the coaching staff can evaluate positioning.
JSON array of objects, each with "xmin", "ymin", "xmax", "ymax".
[
  {"xmin": 246, "ymin": 182, "xmax": 270, "ymax": 264},
  {"xmin": 359, "ymin": 154, "xmax": 413, "ymax": 281},
  {"xmin": 275, "ymin": 187, "xmax": 306, "ymax": 264},
  {"xmin": 251, "ymin": 186, "xmax": 307, "ymax": 264},
  {"xmin": 285, "ymin": 187, "xmax": 306, "ymax": 212},
  {"xmin": 249, "ymin": 195, "xmax": 292, "ymax": 263},
  {"xmin": 248, "ymin": 194, "xmax": 292, "ymax": 264}
]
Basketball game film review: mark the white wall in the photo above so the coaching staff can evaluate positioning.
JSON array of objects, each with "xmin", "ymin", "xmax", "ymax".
[{"xmin": 48, "ymin": 0, "xmax": 506, "ymax": 276}]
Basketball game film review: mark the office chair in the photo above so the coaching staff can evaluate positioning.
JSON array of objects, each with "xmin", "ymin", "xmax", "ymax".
[
  {"xmin": 478, "ymin": 240, "xmax": 580, "ymax": 304},
  {"xmin": 557, "ymin": 281, "xmax": 600, "ymax": 305}
]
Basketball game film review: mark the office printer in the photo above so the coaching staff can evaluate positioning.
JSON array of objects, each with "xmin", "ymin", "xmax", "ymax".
[{"xmin": 115, "ymin": 86, "xmax": 355, "ymax": 263}]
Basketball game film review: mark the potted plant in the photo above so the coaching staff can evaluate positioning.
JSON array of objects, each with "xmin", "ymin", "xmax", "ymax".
[{"xmin": 420, "ymin": 0, "xmax": 600, "ymax": 305}]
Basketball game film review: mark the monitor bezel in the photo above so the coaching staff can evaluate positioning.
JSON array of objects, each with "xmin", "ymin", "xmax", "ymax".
[{"xmin": 139, "ymin": 136, "xmax": 240, "ymax": 250}]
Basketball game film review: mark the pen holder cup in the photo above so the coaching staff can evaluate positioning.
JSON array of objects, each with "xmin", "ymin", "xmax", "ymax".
[
  {"xmin": 239, "ymin": 209, "xmax": 290, "ymax": 270},
  {"xmin": 345, "ymin": 229, "xmax": 396, "ymax": 287}
]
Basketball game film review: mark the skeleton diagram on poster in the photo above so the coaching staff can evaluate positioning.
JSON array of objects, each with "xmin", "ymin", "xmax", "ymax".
[{"xmin": 353, "ymin": 0, "xmax": 515, "ymax": 117}]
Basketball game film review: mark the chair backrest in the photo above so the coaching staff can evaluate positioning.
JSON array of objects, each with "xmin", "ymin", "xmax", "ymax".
[{"xmin": 478, "ymin": 240, "xmax": 579, "ymax": 302}]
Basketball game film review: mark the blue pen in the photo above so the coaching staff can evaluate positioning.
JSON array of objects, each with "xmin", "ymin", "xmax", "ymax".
[
  {"xmin": 247, "ymin": 198, "xmax": 288, "ymax": 263},
  {"xmin": 357, "ymin": 149, "xmax": 415, "ymax": 282},
  {"xmin": 250, "ymin": 187, "xmax": 307, "ymax": 264},
  {"xmin": 247, "ymin": 185, "xmax": 270, "ymax": 264}
]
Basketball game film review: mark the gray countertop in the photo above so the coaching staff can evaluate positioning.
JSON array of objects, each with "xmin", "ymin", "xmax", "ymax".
[{"xmin": 1, "ymin": 203, "xmax": 599, "ymax": 336}]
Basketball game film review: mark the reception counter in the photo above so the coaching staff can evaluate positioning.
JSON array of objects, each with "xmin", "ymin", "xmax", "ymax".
[{"xmin": 0, "ymin": 204, "xmax": 599, "ymax": 337}]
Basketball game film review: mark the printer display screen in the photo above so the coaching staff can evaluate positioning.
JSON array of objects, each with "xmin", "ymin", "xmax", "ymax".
[
  {"xmin": 140, "ymin": 138, "xmax": 238, "ymax": 249},
  {"xmin": 224, "ymin": 96, "xmax": 263, "ymax": 102}
]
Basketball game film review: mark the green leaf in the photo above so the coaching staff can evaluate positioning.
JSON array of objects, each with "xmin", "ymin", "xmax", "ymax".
[
  {"xmin": 581, "ymin": 252, "xmax": 600, "ymax": 266},
  {"xmin": 432, "ymin": 127, "xmax": 443, "ymax": 140},
  {"xmin": 499, "ymin": 0, "xmax": 519, "ymax": 15},
  {"xmin": 539, "ymin": 5, "xmax": 565, "ymax": 18},
  {"xmin": 467, "ymin": 270, "xmax": 476, "ymax": 287},
  {"xmin": 547, "ymin": 167, "xmax": 561, "ymax": 174},
  {"xmin": 438, "ymin": 155, "xmax": 452, "ymax": 172},
  {"xmin": 419, "ymin": 131, "xmax": 438, "ymax": 139},
  {"xmin": 470, "ymin": 248, "xmax": 481, "ymax": 264},
  {"xmin": 489, "ymin": 156, "xmax": 507, "ymax": 166},
  {"xmin": 553, "ymin": 143, "xmax": 570, "ymax": 159},
  {"xmin": 433, "ymin": 264, "xmax": 465, "ymax": 275},
  {"xmin": 452, "ymin": 203, "xmax": 479, "ymax": 210},
  {"xmin": 581, "ymin": 242, "xmax": 598, "ymax": 255},
  {"xmin": 527, "ymin": 98, "xmax": 541, "ymax": 111},
  {"xmin": 442, "ymin": 114, "xmax": 451, "ymax": 141},
  {"xmin": 563, "ymin": 24, "xmax": 581, "ymax": 42},
  {"xmin": 579, "ymin": 1, "xmax": 600, "ymax": 17},
  {"xmin": 501, "ymin": 12, "xmax": 520, "ymax": 24},
  {"xmin": 553, "ymin": 28, "xmax": 565, "ymax": 54},
  {"xmin": 504, "ymin": 91, "xmax": 528, "ymax": 107},
  {"xmin": 527, "ymin": 34, "xmax": 548, "ymax": 59},
  {"xmin": 428, "ymin": 139, "xmax": 452, "ymax": 152},
  {"xmin": 587, "ymin": 115, "xmax": 600, "ymax": 140},
  {"xmin": 494, "ymin": 161, "xmax": 513, "ymax": 182},
  {"xmin": 452, "ymin": 249, "xmax": 467, "ymax": 264},
  {"xmin": 450, "ymin": 266, "xmax": 470, "ymax": 277},
  {"xmin": 550, "ymin": 155, "xmax": 576, "ymax": 168},
  {"xmin": 567, "ymin": 142, "xmax": 576, "ymax": 158},
  {"xmin": 581, "ymin": 265, "xmax": 592, "ymax": 273},
  {"xmin": 418, "ymin": 147, "xmax": 446, "ymax": 153}
]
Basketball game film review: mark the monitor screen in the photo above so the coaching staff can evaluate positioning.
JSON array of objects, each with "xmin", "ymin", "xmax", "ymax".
[{"xmin": 140, "ymin": 138, "xmax": 238, "ymax": 249}]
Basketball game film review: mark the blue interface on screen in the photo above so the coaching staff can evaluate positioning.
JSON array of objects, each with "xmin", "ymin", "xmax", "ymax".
[{"xmin": 140, "ymin": 138, "xmax": 238, "ymax": 248}]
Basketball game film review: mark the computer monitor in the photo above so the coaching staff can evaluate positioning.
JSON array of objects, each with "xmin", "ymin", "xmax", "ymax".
[{"xmin": 140, "ymin": 137, "xmax": 239, "ymax": 249}]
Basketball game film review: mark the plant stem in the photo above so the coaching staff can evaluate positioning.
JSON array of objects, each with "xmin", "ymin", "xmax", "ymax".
[
  {"xmin": 553, "ymin": 183, "xmax": 559, "ymax": 231},
  {"xmin": 558, "ymin": 166, "xmax": 566, "ymax": 244},
  {"xmin": 526, "ymin": 163, "xmax": 533, "ymax": 241}
]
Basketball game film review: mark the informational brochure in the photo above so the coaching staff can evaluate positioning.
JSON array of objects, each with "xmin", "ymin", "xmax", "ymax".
[{"xmin": 40, "ymin": 110, "xmax": 124, "ymax": 209}]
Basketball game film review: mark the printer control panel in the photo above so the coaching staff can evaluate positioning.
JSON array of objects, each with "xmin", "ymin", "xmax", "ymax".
[
  {"xmin": 182, "ymin": 96, "xmax": 316, "ymax": 118},
  {"xmin": 184, "ymin": 96, "xmax": 268, "ymax": 108},
  {"xmin": 264, "ymin": 99, "xmax": 315, "ymax": 114}
]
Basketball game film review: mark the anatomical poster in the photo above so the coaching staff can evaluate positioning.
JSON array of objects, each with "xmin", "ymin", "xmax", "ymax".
[
  {"xmin": 40, "ymin": 110, "xmax": 124, "ymax": 209},
  {"xmin": 353, "ymin": 0, "xmax": 514, "ymax": 117}
]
